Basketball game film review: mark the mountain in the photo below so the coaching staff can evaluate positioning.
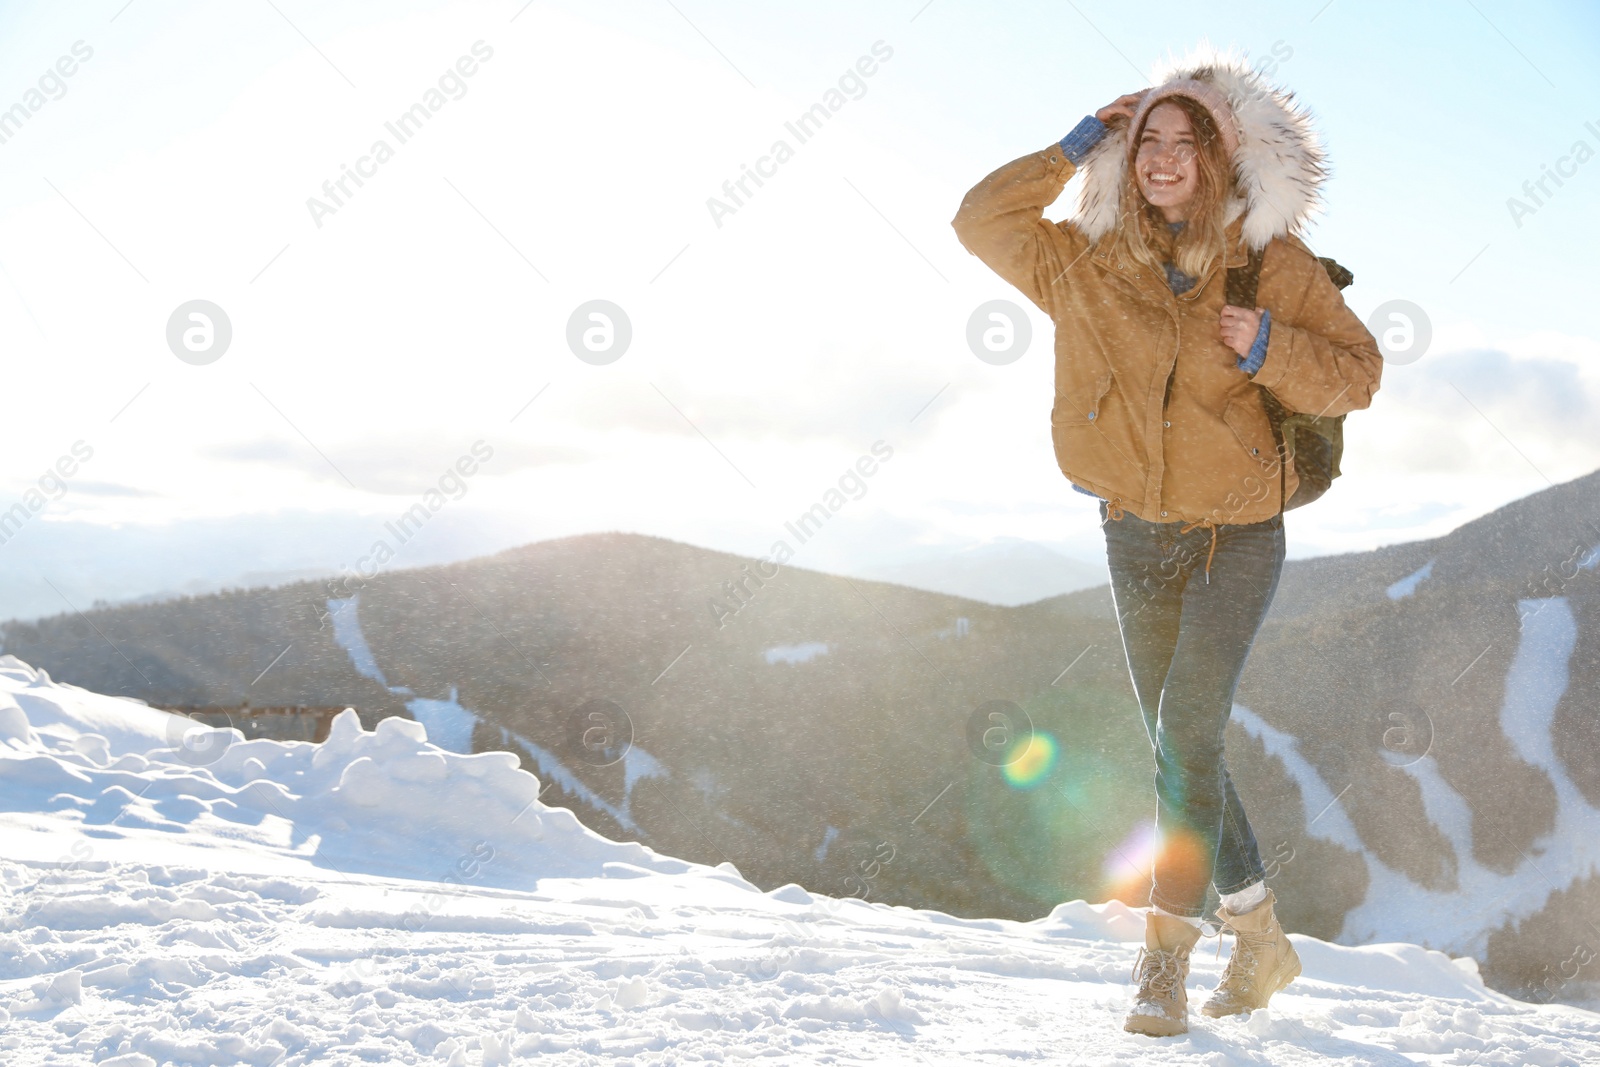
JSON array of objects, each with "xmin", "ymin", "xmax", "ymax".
[
  {"xmin": 1231, "ymin": 467, "xmax": 1600, "ymax": 995},
  {"xmin": 4, "ymin": 468, "xmax": 1598, "ymax": 1006},
  {"xmin": 848, "ymin": 536, "xmax": 1109, "ymax": 605},
  {"xmin": 4, "ymin": 656, "xmax": 1596, "ymax": 1063}
]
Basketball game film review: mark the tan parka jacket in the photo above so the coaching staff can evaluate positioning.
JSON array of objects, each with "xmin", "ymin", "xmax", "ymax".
[{"xmin": 951, "ymin": 68, "xmax": 1383, "ymax": 527}]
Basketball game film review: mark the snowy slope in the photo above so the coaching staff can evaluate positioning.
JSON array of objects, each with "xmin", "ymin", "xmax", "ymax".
[
  {"xmin": 2, "ymin": 658, "xmax": 1596, "ymax": 1066},
  {"xmin": 1237, "ymin": 595, "xmax": 1600, "ymax": 965}
]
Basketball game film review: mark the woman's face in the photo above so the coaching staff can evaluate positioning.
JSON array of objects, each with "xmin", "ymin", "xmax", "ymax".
[{"xmin": 1134, "ymin": 102, "xmax": 1200, "ymax": 222}]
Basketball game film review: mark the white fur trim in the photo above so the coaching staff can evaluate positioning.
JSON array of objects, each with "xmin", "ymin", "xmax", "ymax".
[{"xmin": 1071, "ymin": 42, "xmax": 1327, "ymax": 252}]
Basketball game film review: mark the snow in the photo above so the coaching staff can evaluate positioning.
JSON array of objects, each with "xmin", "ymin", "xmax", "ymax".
[
  {"xmin": 492, "ymin": 724, "xmax": 638, "ymax": 832},
  {"xmin": 1386, "ymin": 558, "xmax": 1435, "ymax": 600},
  {"xmin": 1236, "ymin": 595, "xmax": 1600, "ymax": 970},
  {"xmin": 621, "ymin": 745, "xmax": 668, "ymax": 806},
  {"xmin": 406, "ymin": 687, "xmax": 477, "ymax": 755},
  {"xmin": 1231, "ymin": 705, "xmax": 1368, "ymax": 855},
  {"xmin": 325, "ymin": 595, "xmax": 392, "ymax": 689},
  {"xmin": 763, "ymin": 642, "xmax": 830, "ymax": 665},
  {"xmin": 1397, "ymin": 755, "xmax": 1478, "ymax": 871},
  {"xmin": 328, "ymin": 595, "xmax": 479, "ymax": 754},
  {"xmin": 329, "ymin": 594, "xmax": 458, "ymax": 732},
  {"xmin": 2, "ymin": 659, "xmax": 1597, "ymax": 1064},
  {"xmin": 1504, "ymin": 597, "xmax": 1578, "ymax": 777},
  {"xmin": 0, "ymin": 660, "xmax": 173, "ymax": 758},
  {"xmin": 324, "ymin": 594, "xmax": 668, "ymax": 830}
]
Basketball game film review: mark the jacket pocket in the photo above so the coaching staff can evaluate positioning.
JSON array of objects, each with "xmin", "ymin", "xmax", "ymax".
[
  {"xmin": 1049, "ymin": 371, "xmax": 1113, "ymax": 422},
  {"xmin": 1051, "ymin": 369, "xmax": 1133, "ymax": 485},
  {"xmin": 1051, "ymin": 369, "xmax": 1114, "ymax": 427},
  {"xmin": 1221, "ymin": 393, "xmax": 1290, "ymax": 504},
  {"xmin": 1220, "ymin": 393, "xmax": 1275, "ymax": 463}
]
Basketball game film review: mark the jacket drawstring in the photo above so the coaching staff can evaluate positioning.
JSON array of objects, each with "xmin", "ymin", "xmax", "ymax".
[
  {"xmin": 1180, "ymin": 518, "xmax": 1219, "ymax": 584},
  {"xmin": 1102, "ymin": 500, "xmax": 1216, "ymax": 583}
]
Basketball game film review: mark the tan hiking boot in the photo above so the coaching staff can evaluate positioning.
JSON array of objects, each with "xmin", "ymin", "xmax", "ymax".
[
  {"xmin": 1201, "ymin": 888, "xmax": 1302, "ymax": 1018},
  {"xmin": 1124, "ymin": 910, "xmax": 1203, "ymax": 1037}
]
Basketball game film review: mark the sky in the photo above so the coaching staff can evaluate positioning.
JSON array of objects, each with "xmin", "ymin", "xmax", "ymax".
[{"xmin": 1, "ymin": 0, "xmax": 1598, "ymax": 620}]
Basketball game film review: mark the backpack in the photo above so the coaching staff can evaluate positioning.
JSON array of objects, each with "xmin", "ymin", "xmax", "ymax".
[{"xmin": 1225, "ymin": 250, "xmax": 1355, "ymax": 512}]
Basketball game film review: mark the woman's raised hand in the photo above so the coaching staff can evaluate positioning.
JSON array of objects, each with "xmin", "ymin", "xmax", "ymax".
[{"xmin": 1095, "ymin": 91, "xmax": 1149, "ymax": 127}]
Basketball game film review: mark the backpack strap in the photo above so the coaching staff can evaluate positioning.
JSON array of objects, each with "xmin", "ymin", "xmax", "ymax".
[
  {"xmin": 1225, "ymin": 247, "xmax": 1356, "ymax": 514},
  {"xmin": 1166, "ymin": 245, "xmax": 1273, "ymax": 411},
  {"xmin": 1225, "ymin": 246, "xmax": 1266, "ymax": 309},
  {"xmin": 1224, "ymin": 247, "xmax": 1289, "ymax": 511}
]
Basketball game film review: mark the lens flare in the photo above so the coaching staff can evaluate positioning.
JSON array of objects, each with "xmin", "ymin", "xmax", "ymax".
[
  {"xmin": 1149, "ymin": 826, "xmax": 1208, "ymax": 902},
  {"xmin": 962, "ymin": 685, "xmax": 1154, "ymax": 907},
  {"xmin": 1101, "ymin": 818, "xmax": 1159, "ymax": 902},
  {"xmin": 1001, "ymin": 730, "xmax": 1057, "ymax": 789}
]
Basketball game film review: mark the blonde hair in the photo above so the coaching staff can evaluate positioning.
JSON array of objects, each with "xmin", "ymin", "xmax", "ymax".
[{"xmin": 1100, "ymin": 95, "xmax": 1235, "ymax": 281}]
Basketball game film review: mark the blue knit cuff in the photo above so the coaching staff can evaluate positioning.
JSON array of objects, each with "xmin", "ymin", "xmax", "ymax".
[
  {"xmin": 1071, "ymin": 482, "xmax": 1103, "ymax": 500},
  {"xmin": 1237, "ymin": 309, "xmax": 1271, "ymax": 376},
  {"xmin": 1058, "ymin": 115, "xmax": 1107, "ymax": 166}
]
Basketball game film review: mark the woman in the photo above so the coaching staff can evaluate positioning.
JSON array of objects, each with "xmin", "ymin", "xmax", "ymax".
[{"xmin": 951, "ymin": 55, "xmax": 1382, "ymax": 1037}]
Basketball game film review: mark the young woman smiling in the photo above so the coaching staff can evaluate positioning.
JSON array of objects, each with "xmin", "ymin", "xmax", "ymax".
[{"xmin": 952, "ymin": 54, "xmax": 1382, "ymax": 1036}]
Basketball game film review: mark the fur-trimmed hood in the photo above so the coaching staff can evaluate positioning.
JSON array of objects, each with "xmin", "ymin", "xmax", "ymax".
[{"xmin": 1071, "ymin": 46, "xmax": 1328, "ymax": 252}]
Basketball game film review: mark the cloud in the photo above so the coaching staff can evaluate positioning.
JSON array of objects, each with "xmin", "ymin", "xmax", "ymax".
[
  {"xmin": 552, "ymin": 359, "xmax": 960, "ymax": 451},
  {"xmin": 204, "ymin": 435, "xmax": 598, "ymax": 493},
  {"xmin": 66, "ymin": 482, "xmax": 159, "ymax": 498},
  {"xmin": 1373, "ymin": 344, "xmax": 1600, "ymax": 479},
  {"xmin": 1423, "ymin": 348, "xmax": 1595, "ymax": 425}
]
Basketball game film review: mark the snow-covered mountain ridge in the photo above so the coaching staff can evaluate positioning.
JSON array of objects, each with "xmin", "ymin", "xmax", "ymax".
[{"xmin": 2, "ymin": 657, "xmax": 1598, "ymax": 1065}]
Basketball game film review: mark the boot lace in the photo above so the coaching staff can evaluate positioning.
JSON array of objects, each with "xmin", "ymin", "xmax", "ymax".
[
  {"xmin": 1130, "ymin": 945, "xmax": 1186, "ymax": 995},
  {"xmin": 1214, "ymin": 916, "xmax": 1274, "ymax": 993}
]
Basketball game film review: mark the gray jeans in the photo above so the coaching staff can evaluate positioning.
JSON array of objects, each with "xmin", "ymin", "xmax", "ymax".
[{"xmin": 1099, "ymin": 498, "xmax": 1284, "ymax": 918}]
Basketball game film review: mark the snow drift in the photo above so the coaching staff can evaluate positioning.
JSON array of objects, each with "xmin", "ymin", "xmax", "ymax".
[{"xmin": 2, "ymin": 656, "xmax": 1596, "ymax": 1066}]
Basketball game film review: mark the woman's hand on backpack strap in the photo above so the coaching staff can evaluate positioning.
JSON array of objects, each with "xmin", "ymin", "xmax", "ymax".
[
  {"xmin": 1219, "ymin": 304, "xmax": 1265, "ymax": 359},
  {"xmin": 1095, "ymin": 91, "xmax": 1149, "ymax": 127}
]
